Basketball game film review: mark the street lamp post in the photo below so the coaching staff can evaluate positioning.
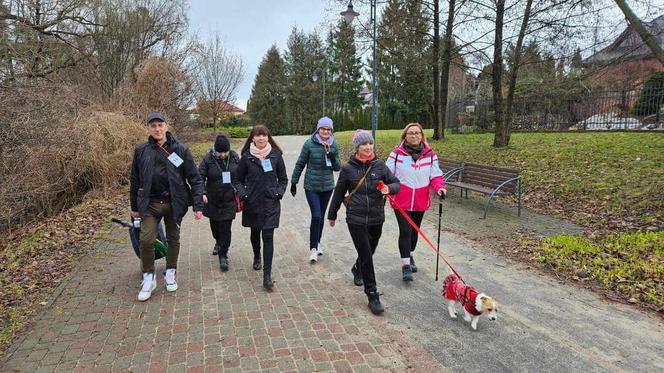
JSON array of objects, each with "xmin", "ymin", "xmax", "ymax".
[{"xmin": 342, "ymin": 0, "xmax": 377, "ymax": 143}]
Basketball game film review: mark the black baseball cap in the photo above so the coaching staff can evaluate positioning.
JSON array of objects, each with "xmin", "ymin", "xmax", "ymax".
[{"xmin": 146, "ymin": 112, "xmax": 166, "ymax": 124}]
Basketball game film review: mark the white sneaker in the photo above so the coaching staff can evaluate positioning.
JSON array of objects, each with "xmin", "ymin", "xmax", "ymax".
[
  {"xmin": 309, "ymin": 248, "xmax": 318, "ymax": 263},
  {"xmin": 317, "ymin": 243, "xmax": 324, "ymax": 256},
  {"xmin": 137, "ymin": 273, "xmax": 156, "ymax": 301},
  {"xmin": 164, "ymin": 268, "xmax": 178, "ymax": 292}
]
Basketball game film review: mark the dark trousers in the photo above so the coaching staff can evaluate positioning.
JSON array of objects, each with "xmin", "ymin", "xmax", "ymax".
[
  {"xmin": 394, "ymin": 210, "xmax": 425, "ymax": 259},
  {"xmin": 139, "ymin": 201, "xmax": 180, "ymax": 273},
  {"xmin": 347, "ymin": 223, "xmax": 383, "ymax": 294},
  {"xmin": 209, "ymin": 219, "xmax": 233, "ymax": 257},
  {"xmin": 304, "ymin": 190, "xmax": 333, "ymax": 249},
  {"xmin": 251, "ymin": 228, "xmax": 274, "ymax": 274}
]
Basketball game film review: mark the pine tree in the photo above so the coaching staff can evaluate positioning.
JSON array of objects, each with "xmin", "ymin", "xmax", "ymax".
[
  {"xmin": 247, "ymin": 45, "xmax": 288, "ymax": 134},
  {"xmin": 284, "ymin": 28, "xmax": 325, "ymax": 134},
  {"xmin": 329, "ymin": 20, "xmax": 363, "ymax": 121}
]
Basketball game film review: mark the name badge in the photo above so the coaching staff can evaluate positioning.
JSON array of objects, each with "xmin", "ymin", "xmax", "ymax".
[
  {"xmin": 325, "ymin": 155, "xmax": 332, "ymax": 168},
  {"xmin": 261, "ymin": 159, "xmax": 273, "ymax": 172},
  {"xmin": 222, "ymin": 171, "xmax": 231, "ymax": 184},
  {"xmin": 168, "ymin": 153, "xmax": 184, "ymax": 168}
]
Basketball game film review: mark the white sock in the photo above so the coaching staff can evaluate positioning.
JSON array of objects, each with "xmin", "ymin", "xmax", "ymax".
[{"xmin": 401, "ymin": 258, "xmax": 410, "ymax": 266}]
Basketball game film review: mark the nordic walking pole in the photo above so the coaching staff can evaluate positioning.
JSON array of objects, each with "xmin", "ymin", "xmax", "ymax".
[{"xmin": 435, "ymin": 192, "xmax": 444, "ymax": 281}]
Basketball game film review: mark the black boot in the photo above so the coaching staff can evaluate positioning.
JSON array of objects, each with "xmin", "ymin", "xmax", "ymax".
[
  {"xmin": 219, "ymin": 256, "xmax": 229, "ymax": 271},
  {"xmin": 212, "ymin": 243, "xmax": 220, "ymax": 256},
  {"xmin": 351, "ymin": 264, "xmax": 363, "ymax": 287},
  {"xmin": 252, "ymin": 253, "xmax": 261, "ymax": 270},
  {"xmin": 402, "ymin": 265, "xmax": 413, "ymax": 282},
  {"xmin": 263, "ymin": 273, "xmax": 273, "ymax": 290},
  {"xmin": 367, "ymin": 291, "xmax": 384, "ymax": 315},
  {"xmin": 410, "ymin": 256, "xmax": 418, "ymax": 273}
]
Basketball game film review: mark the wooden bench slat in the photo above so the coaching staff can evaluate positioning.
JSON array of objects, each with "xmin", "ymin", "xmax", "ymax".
[
  {"xmin": 462, "ymin": 167, "xmax": 518, "ymax": 180},
  {"xmin": 447, "ymin": 182, "xmax": 510, "ymax": 195},
  {"xmin": 463, "ymin": 162, "xmax": 519, "ymax": 175}
]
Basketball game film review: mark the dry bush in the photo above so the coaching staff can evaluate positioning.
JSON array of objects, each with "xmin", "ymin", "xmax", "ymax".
[
  {"xmin": 0, "ymin": 82, "xmax": 145, "ymax": 233},
  {"xmin": 112, "ymin": 57, "xmax": 193, "ymax": 127}
]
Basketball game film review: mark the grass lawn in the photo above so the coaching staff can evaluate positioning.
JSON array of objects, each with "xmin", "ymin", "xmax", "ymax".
[{"xmin": 335, "ymin": 129, "xmax": 664, "ymax": 310}]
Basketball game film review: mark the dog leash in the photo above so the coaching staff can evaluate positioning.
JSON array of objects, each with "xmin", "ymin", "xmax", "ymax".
[{"xmin": 378, "ymin": 181, "xmax": 466, "ymax": 284}]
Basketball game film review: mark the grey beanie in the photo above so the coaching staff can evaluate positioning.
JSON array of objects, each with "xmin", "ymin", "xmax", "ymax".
[{"xmin": 352, "ymin": 129, "xmax": 373, "ymax": 151}]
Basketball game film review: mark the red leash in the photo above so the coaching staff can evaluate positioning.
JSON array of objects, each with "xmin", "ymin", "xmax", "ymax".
[{"xmin": 378, "ymin": 181, "xmax": 465, "ymax": 283}]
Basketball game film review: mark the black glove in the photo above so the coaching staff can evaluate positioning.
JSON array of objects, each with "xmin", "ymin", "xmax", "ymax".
[{"xmin": 290, "ymin": 183, "xmax": 297, "ymax": 197}]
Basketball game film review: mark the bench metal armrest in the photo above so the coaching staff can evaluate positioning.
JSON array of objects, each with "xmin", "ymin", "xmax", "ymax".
[
  {"xmin": 443, "ymin": 167, "xmax": 464, "ymax": 182},
  {"xmin": 492, "ymin": 176, "xmax": 521, "ymax": 195}
]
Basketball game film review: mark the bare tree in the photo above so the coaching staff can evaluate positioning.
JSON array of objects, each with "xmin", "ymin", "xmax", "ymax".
[
  {"xmin": 438, "ymin": 0, "xmax": 460, "ymax": 140},
  {"xmin": 196, "ymin": 33, "xmax": 244, "ymax": 132}
]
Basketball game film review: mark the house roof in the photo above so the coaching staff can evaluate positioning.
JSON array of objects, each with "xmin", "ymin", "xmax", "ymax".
[{"xmin": 584, "ymin": 15, "xmax": 664, "ymax": 65}]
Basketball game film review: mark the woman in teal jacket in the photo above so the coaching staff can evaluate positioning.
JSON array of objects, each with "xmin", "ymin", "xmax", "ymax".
[{"xmin": 290, "ymin": 117, "xmax": 341, "ymax": 263}]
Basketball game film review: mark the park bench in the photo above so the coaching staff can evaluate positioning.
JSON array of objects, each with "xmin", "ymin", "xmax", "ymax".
[{"xmin": 442, "ymin": 161, "xmax": 521, "ymax": 219}]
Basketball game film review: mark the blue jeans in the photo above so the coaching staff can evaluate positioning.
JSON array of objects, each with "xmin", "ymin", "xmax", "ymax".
[{"xmin": 305, "ymin": 190, "xmax": 333, "ymax": 249}]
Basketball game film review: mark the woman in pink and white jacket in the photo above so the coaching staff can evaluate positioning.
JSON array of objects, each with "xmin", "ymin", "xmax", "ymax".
[{"xmin": 385, "ymin": 123, "xmax": 446, "ymax": 281}]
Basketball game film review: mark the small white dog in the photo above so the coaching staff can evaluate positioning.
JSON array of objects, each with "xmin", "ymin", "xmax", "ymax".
[{"xmin": 441, "ymin": 274, "xmax": 498, "ymax": 330}]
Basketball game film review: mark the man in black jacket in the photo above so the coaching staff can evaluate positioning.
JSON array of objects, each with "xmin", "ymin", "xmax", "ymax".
[{"xmin": 130, "ymin": 112, "xmax": 204, "ymax": 301}]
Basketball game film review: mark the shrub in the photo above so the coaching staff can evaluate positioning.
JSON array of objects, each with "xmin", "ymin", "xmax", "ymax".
[
  {"xmin": 224, "ymin": 126, "xmax": 251, "ymax": 138},
  {"xmin": 633, "ymin": 71, "xmax": 664, "ymax": 116}
]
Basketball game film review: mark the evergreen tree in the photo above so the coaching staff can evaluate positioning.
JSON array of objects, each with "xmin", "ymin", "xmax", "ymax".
[
  {"xmin": 247, "ymin": 45, "xmax": 288, "ymax": 134},
  {"xmin": 375, "ymin": 0, "xmax": 432, "ymax": 127},
  {"xmin": 329, "ymin": 20, "xmax": 363, "ymax": 120},
  {"xmin": 284, "ymin": 28, "xmax": 325, "ymax": 134}
]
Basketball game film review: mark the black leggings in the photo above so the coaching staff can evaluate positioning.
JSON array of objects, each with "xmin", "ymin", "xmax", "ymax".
[
  {"xmin": 251, "ymin": 228, "xmax": 274, "ymax": 274},
  {"xmin": 394, "ymin": 210, "xmax": 425, "ymax": 259},
  {"xmin": 209, "ymin": 219, "xmax": 232, "ymax": 257},
  {"xmin": 347, "ymin": 223, "xmax": 383, "ymax": 294}
]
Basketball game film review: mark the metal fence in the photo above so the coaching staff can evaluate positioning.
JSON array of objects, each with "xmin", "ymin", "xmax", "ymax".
[{"xmin": 446, "ymin": 85, "xmax": 664, "ymax": 132}]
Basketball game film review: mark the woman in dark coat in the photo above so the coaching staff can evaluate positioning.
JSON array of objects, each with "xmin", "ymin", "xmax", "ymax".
[
  {"xmin": 198, "ymin": 135, "xmax": 239, "ymax": 271},
  {"xmin": 235, "ymin": 125, "xmax": 288, "ymax": 290},
  {"xmin": 327, "ymin": 130, "xmax": 400, "ymax": 315}
]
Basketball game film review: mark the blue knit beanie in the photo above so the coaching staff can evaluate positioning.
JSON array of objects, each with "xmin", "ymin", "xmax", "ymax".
[{"xmin": 316, "ymin": 116, "xmax": 333, "ymax": 131}]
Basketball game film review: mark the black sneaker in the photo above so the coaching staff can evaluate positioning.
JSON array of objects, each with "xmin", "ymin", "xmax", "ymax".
[
  {"xmin": 219, "ymin": 256, "xmax": 229, "ymax": 271},
  {"xmin": 212, "ymin": 243, "xmax": 220, "ymax": 256},
  {"xmin": 367, "ymin": 291, "xmax": 384, "ymax": 315},
  {"xmin": 410, "ymin": 256, "xmax": 418, "ymax": 273},
  {"xmin": 402, "ymin": 265, "xmax": 413, "ymax": 282},
  {"xmin": 252, "ymin": 255, "xmax": 261, "ymax": 270},
  {"xmin": 263, "ymin": 274, "xmax": 273, "ymax": 290},
  {"xmin": 351, "ymin": 264, "xmax": 363, "ymax": 287}
]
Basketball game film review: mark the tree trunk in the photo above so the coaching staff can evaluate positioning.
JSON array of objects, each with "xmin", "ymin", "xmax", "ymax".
[
  {"xmin": 432, "ymin": 0, "xmax": 442, "ymax": 140},
  {"xmin": 440, "ymin": 0, "xmax": 456, "ymax": 139},
  {"xmin": 504, "ymin": 0, "xmax": 533, "ymax": 145},
  {"xmin": 492, "ymin": 0, "xmax": 507, "ymax": 148},
  {"xmin": 614, "ymin": 0, "xmax": 664, "ymax": 65}
]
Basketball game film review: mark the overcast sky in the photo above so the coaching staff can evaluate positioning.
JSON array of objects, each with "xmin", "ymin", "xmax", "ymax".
[{"xmin": 189, "ymin": 0, "xmax": 341, "ymax": 110}]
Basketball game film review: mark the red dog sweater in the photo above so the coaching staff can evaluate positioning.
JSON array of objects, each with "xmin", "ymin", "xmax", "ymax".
[{"xmin": 441, "ymin": 275, "xmax": 482, "ymax": 316}]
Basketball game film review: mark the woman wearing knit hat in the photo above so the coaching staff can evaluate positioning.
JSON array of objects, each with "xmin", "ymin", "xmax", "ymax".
[
  {"xmin": 198, "ymin": 135, "xmax": 240, "ymax": 271},
  {"xmin": 235, "ymin": 125, "xmax": 288, "ymax": 290},
  {"xmin": 290, "ymin": 116, "xmax": 341, "ymax": 263},
  {"xmin": 385, "ymin": 123, "xmax": 446, "ymax": 281},
  {"xmin": 327, "ymin": 129, "xmax": 400, "ymax": 315}
]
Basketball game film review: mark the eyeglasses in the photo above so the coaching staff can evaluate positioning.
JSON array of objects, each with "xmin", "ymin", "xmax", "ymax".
[
  {"xmin": 319, "ymin": 128, "xmax": 332, "ymax": 132},
  {"xmin": 406, "ymin": 131, "xmax": 422, "ymax": 136}
]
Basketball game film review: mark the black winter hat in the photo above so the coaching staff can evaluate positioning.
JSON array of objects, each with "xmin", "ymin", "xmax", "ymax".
[{"xmin": 214, "ymin": 135, "xmax": 231, "ymax": 152}]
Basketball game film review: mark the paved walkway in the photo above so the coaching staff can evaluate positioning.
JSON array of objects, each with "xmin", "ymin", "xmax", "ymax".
[{"xmin": 2, "ymin": 135, "xmax": 663, "ymax": 373}]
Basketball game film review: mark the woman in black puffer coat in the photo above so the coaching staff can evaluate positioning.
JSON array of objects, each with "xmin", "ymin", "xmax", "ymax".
[
  {"xmin": 235, "ymin": 125, "xmax": 288, "ymax": 290},
  {"xmin": 327, "ymin": 130, "xmax": 400, "ymax": 315},
  {"xmin": 198, "ymin": 135, "xmax": 240, "ymax": 271}
]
